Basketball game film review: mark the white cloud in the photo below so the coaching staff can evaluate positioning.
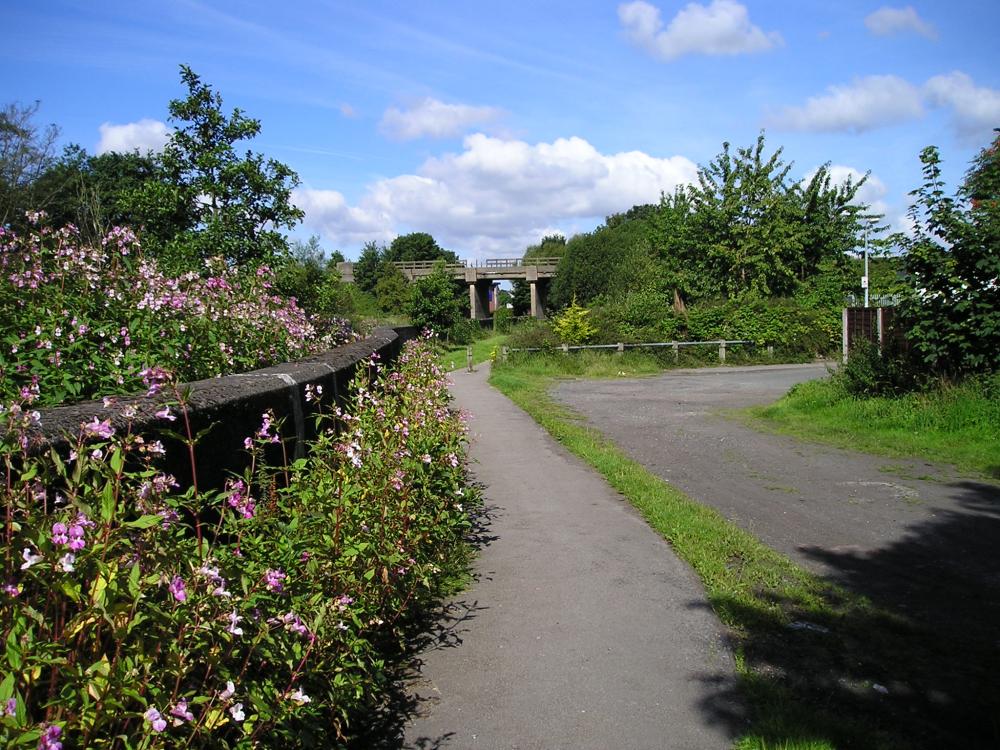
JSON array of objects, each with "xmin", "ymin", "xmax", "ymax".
[
  {"xmin": 924, "ymin": 71, "xmax": 1000, "ymax": 144},
  {"xmin": 96, "ymin": 119, "xmax": 172, "ymax": 155},
  {"xmin": 379, "ymin": 97, "xmax": 503, "ymax": 141},
  {"xmin": 865, "ymin": 6, "xmax": 937, "ymax": 39},
  {"xmin": 768, "ymin": 75, "xmax": 924, "ymax": 132},
  {"xmin": 618, "ymin": 0, "xmax": 782, "ymax": 61},
  {"xmin": 295, "ymin": 133, "xmax": 698, "ymax": 258}
]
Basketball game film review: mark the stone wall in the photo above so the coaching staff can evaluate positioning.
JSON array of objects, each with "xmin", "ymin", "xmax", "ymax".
[{"xmin": 27, "ymin": 326, "xmax": 420, "ymax": 490}]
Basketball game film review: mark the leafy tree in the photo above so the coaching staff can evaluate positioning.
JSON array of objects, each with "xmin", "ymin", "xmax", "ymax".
[
  {"xmin": 551, "ymin": 296, "xmax": 597, "ymax": 344},
  {"xmin": 409, "ymin": 262, "xmax": 461, "ymax": 332},
  {"xmin": 375, "ymin": 264, "xmax": 411, "ymax": 313},
  {"xmin": 139, "ymin": 65, "xmax": 304, "ymax": 267},
  {"xmin": 512, "ymin": 234, "xmax": 566, "ymax": 314},
  {"xmin": 383, "ymin": 231, "xmax": 458, "ymax": 263},
  {"xmin": 31, "ymin": 146, "xmax": 193, "ymax": 245},
  {"xmin": 353, "ymin": 240, "xmax": 385, "ymax": 294},
  {"xmin": 898, "ymin": 132, "xmax": 1000, "ymax": 377},
  {"xmin": 274, "ymin": 235, "xmax": 352, "ymax": 318},
  {"xmin": 0, "ymin": 101, "xmax": 60, "ymax": 226}
]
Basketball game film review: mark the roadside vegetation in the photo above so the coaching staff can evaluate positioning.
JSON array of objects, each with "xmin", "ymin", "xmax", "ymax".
[
  {"xmin": 747, "ymin": 367, "xmax": 1000, "ymax": 478},
  {"xmin": 2, "ymin": 72, "xmax": 482, "ymax": 747}
]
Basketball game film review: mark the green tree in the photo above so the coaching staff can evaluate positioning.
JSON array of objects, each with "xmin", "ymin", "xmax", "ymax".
[
  {"xmin": 512, "ymin": 234, "xmax": 565, "ymax": 315},
  {"xmin": 898, "ymin": 132, "xmax": 1000, "ymax": 377},
  {"xmin": 140, "ymin": 65, "xmax": 303, "ymax": 267},
  {"xmin": 552, "ymin": 296, "xmax": 597, "ymax": 344},
  {"xmin": 0, "ymin": 101, "xmax": 60, "ymax": 227},
  {"xmin": 274, "ymin": 235, "xmax": 352, "ymax": 318},
  {"xmin": 409, "ymin": 262, "xmax": 461, "ymax": 332},
  {"xmin": 32, "ymin": 146, "xmax": 193, "ymax": 245},
  {"xmin": 383, "ymin": 231, "xmax": 458, "ymax": 264},
  {"xmin": 375, "ymin": 264, "xmax": 411, "ymax": 313},
  {"xmin": 353, "ymin": 240, "xmax": 385, "ymax": 294}
]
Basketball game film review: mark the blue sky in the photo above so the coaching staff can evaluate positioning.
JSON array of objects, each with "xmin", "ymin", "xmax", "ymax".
[{"xmin": 4, "ymin": 1, "xmax": 999, "ymax": 260}]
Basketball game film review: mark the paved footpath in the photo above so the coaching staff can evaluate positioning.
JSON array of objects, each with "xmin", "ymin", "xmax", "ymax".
[{"xmin": 402, "ymin": 366, "xmax": 744, "ymax": 750}]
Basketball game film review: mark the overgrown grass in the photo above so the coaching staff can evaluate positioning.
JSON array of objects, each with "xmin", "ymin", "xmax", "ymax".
[
  {"xmin": 744, "ymin": 374, "xmax": 1000, "ymax": 478},
  {"xmin": 436, "ymin": 332, "xmax": 510, "ymax": 371},
  {"xmin": 489, "ymin": 357, "xmax": 1000, "ymax": 749}
]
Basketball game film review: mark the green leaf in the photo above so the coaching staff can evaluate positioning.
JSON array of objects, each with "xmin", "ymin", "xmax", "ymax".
[{"xmin": 125, "ymin": 515, "xmax": 163, "ymax": 530}]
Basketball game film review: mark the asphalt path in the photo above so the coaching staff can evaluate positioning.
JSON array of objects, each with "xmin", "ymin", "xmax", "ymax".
[
  {"xmin": 551, "ymin": 363, "xmax": 1000, "ymax": 661},
  {"xmin": 401, "ymin": 366, "xmax": 744, "ymax": 750}
]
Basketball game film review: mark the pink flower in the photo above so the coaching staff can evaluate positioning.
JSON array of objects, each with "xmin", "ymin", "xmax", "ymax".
[
  {"xmin": 51, "ymin": 522, "xmax": 69, "ymax": 545},
  {"xmin": 219, "ymin": 681, "xmax": 236, "ymax": 701},
  {"xmin": 227, "ymin": 610, "xmax": 244, "ymax": 636},
  {"xmin": 82, "ymin": 417, "xmax": 115, "ymax": 440},
  {"xmin": 155, "ymin": 406, "xmax": 176, "ymax": 422},
  {"xmin": 38, "ymin": 724, "xmax": 62, "ymax": 750},
  {"xmin": 2, "ymin": 698, "xmax": 15, "ymax": 717},
  {"xmin": 168, "ymin": 575, "xmax": 187, "ymax": 602},
  {"xmin": 144, "ymin": 706, "xmax": 167, "ymax": 732},
  {"xmin": 20, "ymin": 548, "xmax": 42, "ymax": 570},
  {"xmin": 169, "ymin": 699, "xmax": 194, "ymax": 724},
  {"xmin": 264, "ymin": 569, "xmax": 286, "ymax": 593},
  {"xmin": 66, "ymin": 524, "xmax": 85, "ymax": 551}
]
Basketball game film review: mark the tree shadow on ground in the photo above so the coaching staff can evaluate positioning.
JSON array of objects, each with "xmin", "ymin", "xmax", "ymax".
[
  {"xmin": 345, "ymin": 500, "xmax": 499, "ymax": 749},
  {"xmin": 696, "ymin": 478, "xmax": 1000, "ymax": 749}
]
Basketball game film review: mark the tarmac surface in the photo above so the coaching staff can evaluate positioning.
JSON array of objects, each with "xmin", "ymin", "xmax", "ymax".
[
  {"xmin": 551, "ymin": 363, "xmax": 1000, "ymax": 654},
  {"xmin": 401, "ymin": 366, "xmax": 744, "ymax": 750}
]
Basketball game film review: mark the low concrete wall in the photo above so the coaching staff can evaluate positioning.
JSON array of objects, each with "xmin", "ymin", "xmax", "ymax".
[{"xmin": 28, "ymin": 326, "xmax": 420, "ymax": 491}]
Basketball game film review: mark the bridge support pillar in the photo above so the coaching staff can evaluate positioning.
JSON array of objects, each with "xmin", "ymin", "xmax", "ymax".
[
  {"xmin": 529, "ymin": 280, "xmax": 547, "ymax": 319},
  {"xmin": 469, "ymin": 279, "xmax": 491, "ymax": 320}
]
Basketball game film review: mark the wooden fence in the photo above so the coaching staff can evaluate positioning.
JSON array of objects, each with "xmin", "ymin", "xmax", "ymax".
[{"xmin": 841, "ymin": 307, "xmax": 908, "ymax": 363}]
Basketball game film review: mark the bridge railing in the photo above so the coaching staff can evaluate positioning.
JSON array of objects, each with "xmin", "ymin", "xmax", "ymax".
[{"xmin": 392, "ymin": 257, "xmax": 562, "ymax": 272}]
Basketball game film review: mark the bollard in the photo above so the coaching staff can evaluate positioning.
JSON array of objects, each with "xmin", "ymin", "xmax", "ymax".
[
  {"xmin": 719, "ymin": 340, "xmax": 726, "ymax": 363},
  {"xmin": 561, "ymin": 343, "xmax": 569, "ymax": 354},
  {"xmin": 616, "ymin": 342, "xmax": 624, "ymax": 356},
  {"xmin": 501, "ymin": 346, "xmax": 509, "ymax": 363},
  {"xmin": 767, "ymin": 344, "xmax": 774, "ymax": 358},
  {"xmin": 672, "ymin": 342, "xmax": 679, "ymax": 362},
  {"xmin": 467, "ymin": 345, "xmax": 473, "ymax": 372}
]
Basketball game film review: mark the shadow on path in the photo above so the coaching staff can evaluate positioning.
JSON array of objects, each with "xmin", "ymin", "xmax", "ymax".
[{"xmin": 345, "ymin": 501, "xmax": 498, "ymax": 749}]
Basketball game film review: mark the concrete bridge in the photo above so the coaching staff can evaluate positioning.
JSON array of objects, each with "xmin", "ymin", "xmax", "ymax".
[{"xmin": 336, "ymin": 258, "xmax": 559, "ymax": 319}]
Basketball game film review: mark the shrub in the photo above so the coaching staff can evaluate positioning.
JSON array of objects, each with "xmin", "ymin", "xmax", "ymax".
[
  {"xmin": 492, "ymin": 307, "xmax": 514, "ymax": 334},
  {"xmin": 0, "ymin": 336, "xmax": 477, "ymax": 747},
  {"xmin": 0, "ymin": 216, "xmax": 354, "ymax": 406},
  {"xmin": 551, "ymin": 296, "xmax": 597, "ymax": 345},
  {"xmin": 507, "ymin": 320, "xmax": 561, "ymax": 350}
]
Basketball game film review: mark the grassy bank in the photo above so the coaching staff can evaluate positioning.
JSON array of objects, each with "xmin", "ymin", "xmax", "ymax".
[
  {"xmin": 436, "ymin": 332, "xmax": 510, "ymax": 371},
  {"xmin": 745, "ymin": 374, "xmax": 1000, "ymax": 479},
  {"xmin": 489, "ymin": 356, "xmax": 999, "ymax": 749}
]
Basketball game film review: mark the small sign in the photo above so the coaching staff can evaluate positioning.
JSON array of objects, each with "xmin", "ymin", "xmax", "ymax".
[{"xmin": 861, "ymin": 276, "xmax": 869, "ymax": 289}]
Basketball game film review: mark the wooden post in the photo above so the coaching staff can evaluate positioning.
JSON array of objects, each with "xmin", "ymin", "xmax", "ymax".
[
  {"xmin": 616, "ymin": 342, "xmax": 624, "ymax": 356},
  {"xmin": 719, "ymin": 340, "xmax": 726, "ymax": 363},
  {"xmin": 561, "ymin": 343, "xmax": 569, "ymax": 355},
  {"xmin": 672, "ymin": 342, "xmax": 679, "ymax": 362},
  {"xmin": 466, "ymin": 345, "xmax": 473, "ymax": 372},
  {"xmin": 767, "ymin": 344, "xmax": 774, "ymax": 358},
  {"xmin": 501, "ymin": 346, "xmax": 509, "ymax": 363},
  {"xmin": 842, "ymin": 307, "xmax": 849, "ymax": 364}
]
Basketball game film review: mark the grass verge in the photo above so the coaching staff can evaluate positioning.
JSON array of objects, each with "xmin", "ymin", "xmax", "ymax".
[
  {"xmin": 489, "ymin": 357, "xmax": 999, "ymax": 749},
  {"xmin": 437, "ymin": 332, "xmax": 509, "ymax": 371},
  {"xmin": 742, "ymin": 374, "xmax": 1000, "ymax": 479}
]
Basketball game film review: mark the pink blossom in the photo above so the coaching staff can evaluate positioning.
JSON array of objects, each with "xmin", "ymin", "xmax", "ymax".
[
  {"xmin": 51, "ymin": 522, "xmax": 69, "ymax": 545},
  {"xmin": 168, "ymin": 575, "xmax": 187, "ymax": 602},
  {"xmin": 264, "ymin": 569, "xmax": 286, "ymax": 593},
  {"xmin": 82, "ymin": 417, "xmax": 115, "ymax": 440},
  {"xmin": 2, "ymin": 698, "xmax": 15, "ymax": 717},
  {"xmin": 20, "ymin": 548, "xmax": 42, "ymax": 570},
  {"xmin": 155, "ymin": 406, "xmax": 176, "ymax": 421},
  {"xmin": 38, "ymin": 724, "xmax": 62, "ymax": 750},
  {"xmin": 67, "ymin": 525, "xmax": 86, "ymax": 551},
  {"xmin": 144, "ymin": 706, "xmax": 167, "ymax": 732},
  {"xmin": 169, "ymin": 699, "xmax": 194, "ymax": 723}
]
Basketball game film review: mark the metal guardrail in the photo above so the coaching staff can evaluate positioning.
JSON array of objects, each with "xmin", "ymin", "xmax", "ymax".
[{"xmin": 500, "ymin": 339, "xmax": 765, "ymax": 364}]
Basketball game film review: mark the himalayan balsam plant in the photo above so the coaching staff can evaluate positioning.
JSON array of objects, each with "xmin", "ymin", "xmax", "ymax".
[
  {"xmin": 0, "ymin": 214, "xmax": 355, "ymax": 406},
  {"xmin": 1, "ymin": 335, "xmax": 476, "ymax": 747}
]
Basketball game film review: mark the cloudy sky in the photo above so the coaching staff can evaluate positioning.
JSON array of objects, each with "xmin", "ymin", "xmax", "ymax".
[{"xmin": 3, "ymin": 1, "xmax": 998, "ymax": 259}]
